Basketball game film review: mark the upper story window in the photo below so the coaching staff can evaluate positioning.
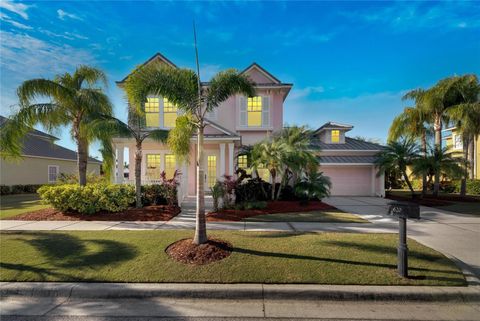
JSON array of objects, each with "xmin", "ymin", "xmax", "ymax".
[
  {"xmin": 454, "ymin": 134, "xmax": 463, "ymax": 150},
  {"xmin": 163, "ymin": 98, "xmax": 177, "ymax": 128},
  {"xmin": 331, "ymin": 130, "xmax": 340, "ymax": 143},
  {"xmin": 145, "ymin": 97, "xmax": 160, "ymax": 128},
  {"xmin": 239, "ymin": 96, "xmax": 270, "ymax": 128},
  {"xmin": 144, "ymin": 96, "xmax": 177, "ymax": 128}
]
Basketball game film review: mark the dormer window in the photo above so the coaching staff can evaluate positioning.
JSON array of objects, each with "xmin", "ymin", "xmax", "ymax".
[{"xmin": 331, "ymin": 130, "xmax": 340, "ymax": 143}]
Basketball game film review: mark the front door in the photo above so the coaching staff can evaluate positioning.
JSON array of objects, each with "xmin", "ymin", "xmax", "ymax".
[{"xmin": 204, "ymin": 151, "xmax": 219, "ymax": 191}]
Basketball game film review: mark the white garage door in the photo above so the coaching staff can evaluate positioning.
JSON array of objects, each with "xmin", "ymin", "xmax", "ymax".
[{"xmin": 321, "ymin": 166, "xmax": 373, "ymax": 196}]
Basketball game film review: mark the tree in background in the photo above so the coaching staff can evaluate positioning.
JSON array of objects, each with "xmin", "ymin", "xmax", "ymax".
[
  {"xmin": 375, "ymin": 139, "xmax": 419, "ymax": 198},
  {"xmin": 0, "ymin": 66, "xmax": 113, "ymax": 186}
]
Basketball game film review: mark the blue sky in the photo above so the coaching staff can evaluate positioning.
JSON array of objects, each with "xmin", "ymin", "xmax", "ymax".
[{"xmin": 1, "ymin": 0, "xmax": 479, "ymax": 159}]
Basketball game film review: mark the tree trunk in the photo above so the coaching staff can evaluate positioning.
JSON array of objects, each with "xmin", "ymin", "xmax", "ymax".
[
  {"xmin": 433, "ymin": 116, "xmax": 442, "ymax": 197},
  {"xmin": 469, "ymin": 139, "xmax": 475, "ymax": 179},
  {"xmin": 193, "ymin": 126, "xmax": 207, "ymax": 245},
  {"xmin": 403, "ymin": 171, "xmax": 415, "ymax": 198},
  {"xmin": 421, "ymin": 132, "xmax": 428, "ymax": 197},
  {"xmin": 77, "ymin": 137, "xmax": 89, "ymax": 186},
  {"xmin": 271, "ymin": 171, "xmax": 276, "ymax": 201},
  {"xmin": 135, "ymin": 140, "xmax": 143, "ymax": 208}
]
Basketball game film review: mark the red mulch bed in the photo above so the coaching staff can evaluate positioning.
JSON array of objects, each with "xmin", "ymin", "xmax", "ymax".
[
  {"xmin": 11, "ymin": 205, "xmax": 181, "ymax": 221},
  {"xmin": 206, "ymin": 200, "xmax": 337, "ymax": 222},
  {"xmin": 166, "ymin": 237, "xmax": 232, "ymax": 265}
]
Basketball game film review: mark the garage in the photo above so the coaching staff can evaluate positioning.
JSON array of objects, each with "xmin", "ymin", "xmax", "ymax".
[{"xmin": 321, "ymin": 165, "xmax": 375, "ymax": 196}]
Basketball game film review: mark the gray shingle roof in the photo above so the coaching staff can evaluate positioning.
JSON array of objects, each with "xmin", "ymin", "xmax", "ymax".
[
  {"xmin": 314, "ymin": 121, "xmax": 353, "ymax": 133},
  {"xmin": 1, "ymin": 115, "xmax": 101, "ymax": 163},
  {"xmin": 310, "ymin": 137, "xmax": 385, "ymax": 151},
  {"xmin": 318, "ymin": 155, "xmax": 378, "ymax": 164}
]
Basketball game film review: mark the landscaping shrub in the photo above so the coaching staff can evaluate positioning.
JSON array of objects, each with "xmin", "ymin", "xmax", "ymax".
[
  {"xmin": 10, "ymin": 185, "xmax": 25, "ymax": 194},
  {"xmin": 38, "ymin": 184, "xmax": 135, "ymax": 214},
  {"xmin": 466, "ymin": 179, "xmax": 480, "ymax": 195},
  {"xmin": 141, "ymin": 171, "xmax": 180, "ymax": 206},
  {"xmin": 0, "ymin": 185, "xmax": 11, "ymax": 195},
  {"xmin": 235, "ymin": 178, "xmax": 270, "ymax": 203},
  {"xmin": 244, "ymin": 201, "xmax": 267, "ymax": 210},
  {"xmin": 58, "ymin": 173, "xmax": 106, "ymax": 184},
  {"xmin": 210, "ymin": 181, "xmax": 224, "ymax": 212},
  {"xmin": 278, "ymin": 185, "xmax": 296, "ymax": 201},
  {"xmin": 440, "ymin": 180, "xmax": 456, "ymax": 193}
]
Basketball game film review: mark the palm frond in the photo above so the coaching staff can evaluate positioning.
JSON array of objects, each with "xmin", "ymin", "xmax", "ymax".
[{"xmin": 206, "ymin": 69, "xmax": 256, "ymax": 110}]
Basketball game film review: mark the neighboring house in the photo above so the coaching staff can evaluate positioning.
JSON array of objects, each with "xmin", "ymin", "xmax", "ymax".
[
  {"xmin": 443, "ymin": 126, "xmax": 479, "ymax": 179},
  {"xmin": 0, "ymin": 116, "xmax": 102, "ymax": 186},
  {"xmin": 111, "ymin": 52, "xmax": 385, "ymax": 200},
  {"xmin": 311, "ymin": 122, "xmax": 385, "ymax": 196}
]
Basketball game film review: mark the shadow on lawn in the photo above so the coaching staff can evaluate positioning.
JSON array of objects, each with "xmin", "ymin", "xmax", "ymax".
[
  {"xmin": 1, "ymin": 232, "xmax": 138, "ymax": 281},
  {"xmin": 232, "ymin": 246, "xmax": 465, "ymax": 284}
]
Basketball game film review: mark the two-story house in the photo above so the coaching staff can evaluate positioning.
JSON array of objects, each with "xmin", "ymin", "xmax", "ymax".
[
  {"xmin": 443, "ymin": 126, "xmax": 479, "ymax": 179},
  {"xmin": 111, "ymin": 53, "xmax": 385, "ymax": 201}
]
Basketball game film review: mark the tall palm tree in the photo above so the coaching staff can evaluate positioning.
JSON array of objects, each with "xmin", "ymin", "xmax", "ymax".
[
  {"xmin": 250, "ymin": 139, "xmax": 288, "ymax": 200},
  {"xmin": 89, "ymin": 110, "xmax": 168, "ymax": 208},
  {"xmin": 0, "ymin": 66, "xmax": 112, "ymax": 186},
  {"xmin": 389, "ymin": 107, "xmax": 432, "ymax": 196},
  {"xmin": 403, "ymin": 74, "xmax": 477, "ymax": 196},
  {"xmin": 124, "ymin": 64, "xmax": 254, "ymax": 245},
  {"xmin": 375, "ymin": 139, "xmax": 420, "ymax": 198}
]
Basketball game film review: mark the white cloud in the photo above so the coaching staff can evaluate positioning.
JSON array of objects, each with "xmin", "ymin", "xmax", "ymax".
[
  {"xmin": 57, "ymin": 9, "xmax": 82, "ymax": 21},
  {"xmin": 0, "ymin": 30, "xmax": 97, "ymax": 115},
  {"xmin": 199, "ymin": 64, "xmax": 222, "ymax": 81},
  {"xmin": 272, "ymin": 28, "xmax": 335, "ymax": 46},
  {"xmin": 289, "ymin": 86, "xmax": 325, "ymax": 100},
  {"xmin": 0, "ymin": 12, "xmax": 32, "ymax": 29},
  {"xmin": 0, "ymin": 0, "xmax": 30, "ymax": 20}
]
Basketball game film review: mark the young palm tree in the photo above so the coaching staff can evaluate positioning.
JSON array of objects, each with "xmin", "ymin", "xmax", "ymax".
[
  {"xmin": 89, "ymin": 110, "xmax": 168, "ymax": 208},
  {"xmin": 250, "ymin": 140, "xmax": 289, "ymax": 201},
  {"xmin": 375, "ymin": 139, "xmax": 420, "ymax": 198},
  {"xmin": 294, "ymin": 170, "xmax": 331, "ymax": 204},
  {"xmin": 0, "ymin": 66, "xmax": 112, "ymax": 186},
  {"xmin": 412, "ymin": 146, "xmax": 463, "ymax": 192},
  {"xmin": 124, "ymin": 64, "xmax": 254, "ymax": 245},
  {"xmin": 389, "ymin": 107, "xmax": 432, "ymax": 196}
]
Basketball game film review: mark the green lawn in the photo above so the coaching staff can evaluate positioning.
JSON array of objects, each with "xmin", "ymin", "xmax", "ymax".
[
  {"xmin": 387, "ymin": 190, "xmax": 480, "ymax": 216},
  {"xmin": 0, "ymin": 194, "xmax": 50, "ymax": 219},
  {"xmin": 245, "ymin": 210, "xmax": 367, "ymax": 223},
  {"xmin": 0, "ymin": 230, "xmax": 465, "ymax": 286}
]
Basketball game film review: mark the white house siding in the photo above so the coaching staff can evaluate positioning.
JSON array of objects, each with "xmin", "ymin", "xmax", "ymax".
[{"xmin": 0, "ymin": 156, "xmax": 101, "ymax": 185}]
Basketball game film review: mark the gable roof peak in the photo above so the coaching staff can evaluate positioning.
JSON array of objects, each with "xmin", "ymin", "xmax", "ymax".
[
  {"xmin": 241, "ymin": 62, "xmax": 281, "ymax": 84},
  {"xmin": 315, "ymin": 121, "xmax": 354, "ymax": 133},
  {"xmin": 116, "ymin": 52, "xmax": 177, "ymax": 85}
]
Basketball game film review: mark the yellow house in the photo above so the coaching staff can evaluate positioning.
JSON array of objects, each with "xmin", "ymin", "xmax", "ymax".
[
  {"xmin": 443, "ymin": 126, "xmax": 479, "ymax": 179},
  {"xmin": 0, "ymin": 116, "xmax": 102, "ymax": 186}
]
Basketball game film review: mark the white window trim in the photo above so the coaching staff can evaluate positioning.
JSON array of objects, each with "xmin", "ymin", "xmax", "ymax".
[
  {"xmin": 142, "ymin": 150, "xmax": 178, "ymax": 181},
  {"xmin": 237, "ymin": 94, "xmax": 272, "ymax": 130},
  {"xmin": 47, "ymin": 165, "xmax": 60, "ymax": 183}
]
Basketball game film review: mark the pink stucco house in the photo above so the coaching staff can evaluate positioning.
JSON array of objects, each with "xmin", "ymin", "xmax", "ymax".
[{"xmin": 112, "ymin": 53, "xmax": 385, "ymax": 201}]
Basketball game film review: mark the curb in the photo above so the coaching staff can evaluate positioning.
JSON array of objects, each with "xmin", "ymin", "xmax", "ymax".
[{"xmin": 1, "ymin": 282, "xmax": 480, "ymax": 302}]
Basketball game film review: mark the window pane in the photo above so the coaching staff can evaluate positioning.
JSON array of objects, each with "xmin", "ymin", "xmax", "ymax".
[
  {"xmin": 146, "ymin": 154, "xmax": 161, "ymax": 180},
  {"xmin": 331, "ymin": 130, "xmax": 340, "ymax": 143},
  {"xmin": 247, "ymin": 96, "xmax": 262, "ymax": 126},
  {"xmin": 146, "ymin": 113, "xmax": 159, "ymax": 127},
  {"xmin": 238, "ymin": 155, "xmax": 248, "ymax": 169},
  {"xmin": 164, "ymin": 154, "xmax": 176, "ymax": 179},
  {"xmin": 207, "ymin": 155, "xmax": 217, "ymax": 188},
  {"xmin": 164, "ymin": 113, "xmax": 177, "ymax": 128},
  {"xmin": 248, "ymin": 111, "xmax": 262, "ymax": 126}
]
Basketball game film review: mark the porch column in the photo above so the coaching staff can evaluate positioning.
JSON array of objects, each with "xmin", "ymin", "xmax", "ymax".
[
  {"xmin": 111, "ymin": 144, "xmax": 117, "ymax": 183},
  {"xmin": 371, "ymin": 165, "xmax": 376, "ymax": 196},
  {"xmin": 219, "ymin": 143, "xmax": 226, "ymax": 178},
  {"xmin": 117, "ymin": 145, "xmax": 124, "ymax": 184},
  {"xmin": 228, "ymin": 143, "xmax": 234, "ymax": 175}
]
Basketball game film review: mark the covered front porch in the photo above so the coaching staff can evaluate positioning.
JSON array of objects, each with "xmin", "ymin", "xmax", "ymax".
[{"xmin": 112, "ymin": 134, "xmax": 240, "ymax": 202}]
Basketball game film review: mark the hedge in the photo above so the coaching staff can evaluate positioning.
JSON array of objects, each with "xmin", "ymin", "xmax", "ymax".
[
  {"xmin": 0, "ymin": 184, "xmax": 44, "ymax": 195},
  {"xmin": 38, "ymin": 184, "xmax": 135, "ymax": 214},
  {"xmin": 454, "ymin": 179, "xmax": 480, "ymax": 195}
]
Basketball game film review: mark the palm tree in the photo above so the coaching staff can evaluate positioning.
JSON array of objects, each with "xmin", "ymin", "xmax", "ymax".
[
  {"xmin": 294, "ymin": 170, "xmax": 331, "ymax": 204},
  {"xmin": 124, "ymin": 64, "xmax": 254, "ymax": 245},
  {"xmin": 274, "ymin": 125, "xmax": 318, "ymax": 198},
  {"xmin": 403, "ymin": 75, "xmax": 478, "ymax": 196},
  {"xmin": 411, "ymin": 146, "xmax": 463, "ymax": 192},
  {"xmin": 0, "ymin": 66, "xmax": 112, "ymax": 186},
  {"xmin": 389, "ymin": 107, "xmax": 432, "ymax": 196},
  {"xmin": 89, "ymin": 110, "xmax": 168, "ymax": 208},
  {"xmin": 375, "ymin": 139, "xmax": 420, "ymax": 198},
  {"xmin": 250, "ymin": 139, "xmax": 288, "ymax": 201}
]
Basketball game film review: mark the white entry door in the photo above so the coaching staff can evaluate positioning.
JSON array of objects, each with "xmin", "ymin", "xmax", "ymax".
[{"xmin": 204, "ymin": 151, "xmax": 219, "ymax": 191}]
